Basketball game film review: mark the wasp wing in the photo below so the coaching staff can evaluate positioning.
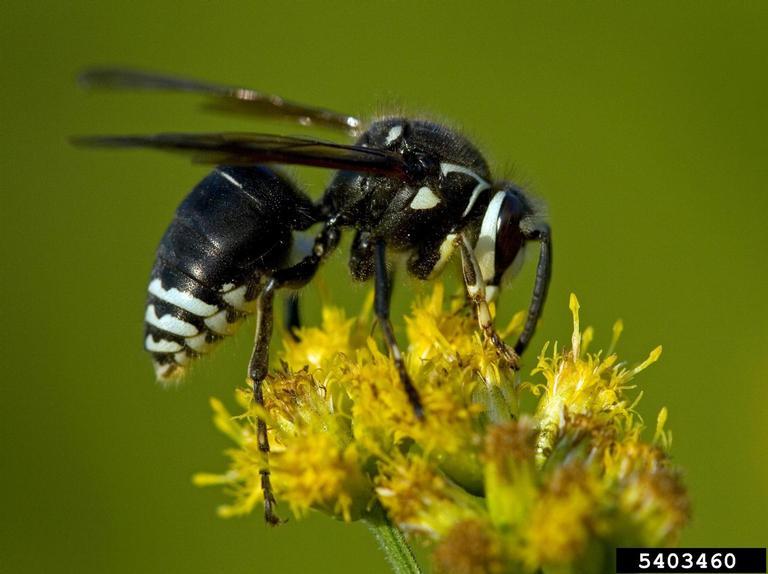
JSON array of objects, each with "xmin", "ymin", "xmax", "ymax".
[
  {"xmin": 79, "ymin": 68, "xmax": 361, "ymax": 134},
  {"xmin": 73, "ymin": 132, "xmax": 412, "ymax": 180}
]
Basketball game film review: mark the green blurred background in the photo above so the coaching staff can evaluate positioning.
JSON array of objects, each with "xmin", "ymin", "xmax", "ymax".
[{"xmin": 1, "ymin": 2, "xmax": 766, "ymax": 572}]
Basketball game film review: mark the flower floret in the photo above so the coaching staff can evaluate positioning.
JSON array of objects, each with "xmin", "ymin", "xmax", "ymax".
[{"xmin": 197, "ymin": 285, "xmax": 688, "ymax": 573}]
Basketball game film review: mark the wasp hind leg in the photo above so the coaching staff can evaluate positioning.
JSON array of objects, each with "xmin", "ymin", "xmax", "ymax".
[
  {"xmin": 247, "ymin": 222, "xmax": 341, "ymax": 524},
  {"xmin": 247, "ymin": 278, "xmax": 282, "ymax": 526}
]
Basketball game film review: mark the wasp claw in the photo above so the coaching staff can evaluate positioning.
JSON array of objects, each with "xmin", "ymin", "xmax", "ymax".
[
  {"xmin": 264, "ymin": 499, "xmax": 285, "ymax": 526},
  {"xmin": 485, "ymin": 329, "xmax": 520, "ymax": 370}
]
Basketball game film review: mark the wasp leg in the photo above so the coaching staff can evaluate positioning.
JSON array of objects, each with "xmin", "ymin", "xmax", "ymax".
[
  {"xmin": 283, "ymin": 292, "xmax": 301, "ymax": 342},
  {"xmin": 274, "ymin": 217, "xmax": 341, "ymax": 339},
  {"xmin": 514, "ymin": 222, "xmax": 552, "ymax": 356},
  {"xmin": 406, "ymin": 234, "xmax": 452, "ymax": 280},
  {"xmin": 247, "ymin": 278, "xmax": 282, "ymax": 526},
  {"xmin": 373, "ymin": 240, "xmax": 424, "ymax": 418},
  {"xmin": 457, "ymin": 235, "xmax": 520, "ymax": 369},
  {"xmin": 275, "ymin": 218, "xmax": 341, "ymax": 287},
  {"xmin": 247, "ymin": 219, "xmax": 345, "ymax": 524},
  {"xmin": 349, "ymin": 230, "xmax": 375, "ymax": 281}
]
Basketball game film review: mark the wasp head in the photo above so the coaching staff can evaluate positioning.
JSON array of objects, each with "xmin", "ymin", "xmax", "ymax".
[{"xmin": 474, "ymin": 184, "xmax": 537, "ymax": 302}]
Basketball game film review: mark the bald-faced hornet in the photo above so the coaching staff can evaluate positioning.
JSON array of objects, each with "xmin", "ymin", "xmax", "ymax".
[{"xmin": 75, "ymin": 68, "xmax": 552, "ymax": 524}]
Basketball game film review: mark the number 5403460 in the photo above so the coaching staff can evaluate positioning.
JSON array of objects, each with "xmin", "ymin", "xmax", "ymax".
[{"xmin": 638, "ymin": 551, "xmax": 736, "ymax": 569}]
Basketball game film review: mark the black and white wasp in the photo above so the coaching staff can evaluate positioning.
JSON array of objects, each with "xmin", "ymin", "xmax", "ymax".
[{"xmin": 76, "ymin": 68, "xmax": 552, "ymax": 524}]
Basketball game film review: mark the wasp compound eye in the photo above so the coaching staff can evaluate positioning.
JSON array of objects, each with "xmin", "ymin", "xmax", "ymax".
[
  {"xmin": 493, "ymin": 190, "xmax": 527, "ymax": 285},
  {"xmin": 474, "ymin": 188, "xmax": 528, "ymax": 301}
]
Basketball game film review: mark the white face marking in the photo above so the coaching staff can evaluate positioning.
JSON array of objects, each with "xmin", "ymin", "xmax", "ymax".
[
  {"xmin": 218, "ymin": 170, "xmax": 243, "ymax": 189},
  {"xmin": 428, "ymin": 233, "xmax": 457, "ymax": 278},
  {"xmin": 474, "ymin": 191, "xmax": 505, "ymax": 284},
  {"xmin": 385, "ymin": 125, "xmax": 403, "ymax": 146},
  {"xmin": 144, "ymin": 335, "xmax": 184, "ymax": 353},
  {"xmin": 220, "ymin": 282, "xmax": 236, "ymax": 292},
  {"xmin": 145, "ymin": 305, "xmax": 199, "ymax": 337},
  {"xmin": 484, "ymin": 246, "xmax": 524, "ymax": 304},
  {"xmin": 409, "ymin": 186, "xmax": 441, "ymax": 210},
  {"xmin": 440, "ymin": 162, "xmax": 492, "ymax": 217},
  {"xmin": 148, "ymin": 278, "xmax": 218, "ymax": 317},
  {"xmin": 204, "ymin": 309, "xmax": 240, "ymax": 335}
]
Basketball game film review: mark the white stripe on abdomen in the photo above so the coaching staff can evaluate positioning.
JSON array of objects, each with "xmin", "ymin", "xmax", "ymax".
[{"xmin": 148, "ymin": 278, "xmax": 218, "ymax": 317}]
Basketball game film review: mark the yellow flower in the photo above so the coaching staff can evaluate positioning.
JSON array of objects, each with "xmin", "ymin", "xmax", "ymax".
[
  {"xmin": 530, "ymin": 294, "xmax": 662, "ymax": 466},
  {"xmin": 375, "ymin": 451, "xmax": 486, "ymax": 538},
  {"xmin": 281, "ymin": 306, "xmax": 360, "ymax": 370},
  {"xmin": 483, "ymin": 418, "xmax": 538, "ymax": 532},
  {"xmin": 522, "ymin": 464, "xmax": 602, "ymax": 571},
  {"xmin": 197, "ymin": 285, "xmax": 689, "ymax": 573},
  {"xmin": 433, "ymin": 520, "xmax": 505, "ymax": 574}
]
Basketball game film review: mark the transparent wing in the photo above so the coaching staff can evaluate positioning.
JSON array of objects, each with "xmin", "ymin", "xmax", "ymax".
[
  {"xmin": 73, "ymin": 132, "xmax": 413, "ymax": 180},
  {"xmin": 79, "ymin": 68, "xmax": 362, "ymax": 134}
]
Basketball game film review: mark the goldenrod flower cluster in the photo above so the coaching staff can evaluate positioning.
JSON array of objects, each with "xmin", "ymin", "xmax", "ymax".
[{"xmin": 195, "ymin": 285, "xmax": 689, "ymax": 573}]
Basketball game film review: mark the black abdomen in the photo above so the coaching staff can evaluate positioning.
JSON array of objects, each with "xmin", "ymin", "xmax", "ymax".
[{"xmin": 144, "ymin": 166, "xmax": 318, "ymax": 380}]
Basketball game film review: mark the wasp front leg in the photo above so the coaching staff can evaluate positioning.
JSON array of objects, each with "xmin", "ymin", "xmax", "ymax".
[
  {"xmin": 514, "ymin": 221, "xmax": 552, "ymax": 356},
  {"xmin": 457, "ymin": 235, "xmax": 520, "ymax": 370}
]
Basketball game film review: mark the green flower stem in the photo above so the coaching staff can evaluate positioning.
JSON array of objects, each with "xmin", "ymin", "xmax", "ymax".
[{"xmin": 365, "ymin": 504, "xmax": 422, "ymax": 574}]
